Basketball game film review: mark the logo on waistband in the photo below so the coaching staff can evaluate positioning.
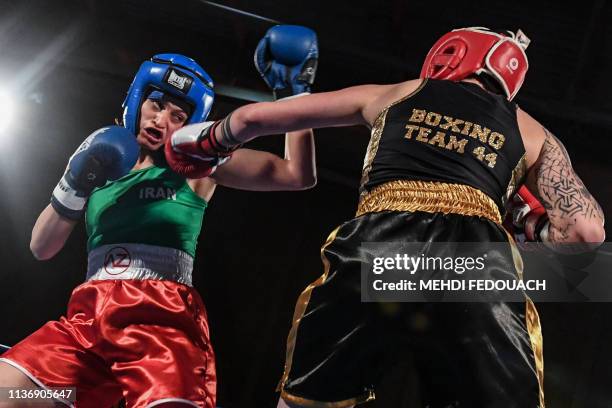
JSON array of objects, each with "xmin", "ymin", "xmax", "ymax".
[{"xmin": 104, "ymin": 246, "xmax": 132, "ymax": 275}]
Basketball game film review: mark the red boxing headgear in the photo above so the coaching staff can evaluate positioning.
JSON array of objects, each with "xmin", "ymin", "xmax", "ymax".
[{"xmin": 420, "ymin": 27, "xmax": 531, "ymax": 100}]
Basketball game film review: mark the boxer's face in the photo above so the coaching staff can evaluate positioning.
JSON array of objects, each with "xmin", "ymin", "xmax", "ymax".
[{"xmin": 137, "ymin": 98, "xmax": 188, "ymax": 150}]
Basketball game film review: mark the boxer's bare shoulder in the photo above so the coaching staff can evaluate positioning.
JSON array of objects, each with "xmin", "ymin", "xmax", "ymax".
[{"xmin": 362, "ymin": 79, "xmax": 424, "ymax": 126}]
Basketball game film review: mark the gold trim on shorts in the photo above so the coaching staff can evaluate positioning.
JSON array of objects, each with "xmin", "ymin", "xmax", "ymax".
[
  {"xmin": 526, "ymin": 297, "xmax": 545, "ymax": 408},
  {"xmin": 505, "ymin": 230, "xmax": 545, "ymax": 408},
  {"xmin": 357, "ymin": 179, "xmax": 502, "ymax": 225},
  {"xmin": 277, "ymin": 228, "xmax": 341, "ymax": 388},
  {"xmin": 277, "ymin": 226, "xmax": 378, "ymax": 406}
]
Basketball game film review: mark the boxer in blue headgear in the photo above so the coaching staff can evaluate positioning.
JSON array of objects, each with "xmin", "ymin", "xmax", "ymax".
[
  {"xmin": 122, "ymin": 53, "xmax": 215, "ymax": 135},
  {"xmin": 0, "ymin": 36, "xmax": 318, "ymax": 407}
]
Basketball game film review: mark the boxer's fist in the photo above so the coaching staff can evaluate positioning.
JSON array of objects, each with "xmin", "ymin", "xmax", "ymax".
[
  {"xmin": 51, "ymin": 126, "xmax": 139, "ymax": 219},
  {"xmin": 254, "ymin": 25, "xmax": 318, "ymax": 99},
  {"xmin": 165, "ymin": 121, "xmax": 230, "ymax": 179},
  {"xmin": 506, "ymin": 185, "xmax": 549, "ymax": 242},
  {"xmin": 164, "ymin": 141, "xmax": 218, "ymax": 179}
]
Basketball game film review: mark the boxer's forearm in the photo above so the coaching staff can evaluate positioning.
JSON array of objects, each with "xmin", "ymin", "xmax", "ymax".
[
  {"xmin": 221, "ymin": 100, "xmax": 321, "ymax": 145},
  {"xmin": 30, "ymin": 204, "xmax": 77, "ymax": 260},
  {"xmin": 284, "ymin": 129, "xmax": 316, "ymax": 189},
  {"xmin": 528, "ymin": 130, "xmax": 605, "ymax": 244},
  {"xmin": 216, "ymin": 87, "xmax": 375, "ymax": 147}
]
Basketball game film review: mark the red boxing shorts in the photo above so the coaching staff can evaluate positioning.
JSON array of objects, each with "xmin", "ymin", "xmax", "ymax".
[{"xmin": 0, "ymin": 280, "xmax": 216, "ymax": 408}]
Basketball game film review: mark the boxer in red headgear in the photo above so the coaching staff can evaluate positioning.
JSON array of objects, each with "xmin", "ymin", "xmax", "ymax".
[
  {"xmin": 420, "ymin": 27, "xmax": 530, "ymax": 100},
  {"xmin": 168, "ymin": 27, "xmax": 605, "ymax": 408}
]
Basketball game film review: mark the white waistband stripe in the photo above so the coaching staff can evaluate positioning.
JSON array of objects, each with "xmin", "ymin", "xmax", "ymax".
[{"xmin": 87, "ymin": 243, "xmax": 193, "ymax": 286}]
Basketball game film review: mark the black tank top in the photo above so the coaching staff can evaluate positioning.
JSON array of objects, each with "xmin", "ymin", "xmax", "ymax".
[{"xmin": 361, "ymin": 79, "xmax": 527, "ymax": 211}]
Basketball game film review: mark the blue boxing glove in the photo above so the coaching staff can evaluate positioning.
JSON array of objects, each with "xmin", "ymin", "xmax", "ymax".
[
  {"xmin": 254, "ymin": 25, "xmax": 318, "ymax": 99},
  {"xmin": 51, "ymin": 126, "xmax": 139, "ymax": 220}
]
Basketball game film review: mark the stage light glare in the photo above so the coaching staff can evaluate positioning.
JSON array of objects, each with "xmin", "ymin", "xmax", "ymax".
[{"xmin": 0, "ymin": 90, "xmax": 17, "ymax": 133}]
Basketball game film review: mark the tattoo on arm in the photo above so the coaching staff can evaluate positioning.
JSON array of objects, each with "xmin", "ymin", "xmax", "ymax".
[{"xmin": 532, "ymin": 128, "xmax": 604, "ymax": 240}]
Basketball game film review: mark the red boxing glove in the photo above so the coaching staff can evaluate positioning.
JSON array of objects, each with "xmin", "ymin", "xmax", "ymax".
[
  {"xmin": 165, "ymin": 121, "xmax": 235, "ymax": 179},
  {"xmin": 164, "ymin": 141, "xmax": 219, "ymax": 179},
  {"xmin": 506, "ymin": 185, "xmax": 550, "ymax": 242}
]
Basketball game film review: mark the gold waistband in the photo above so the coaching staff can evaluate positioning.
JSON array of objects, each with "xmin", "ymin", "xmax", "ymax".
[{"xmin": 356, "ymin": 180, "xmax": 502, "ymax": 225}]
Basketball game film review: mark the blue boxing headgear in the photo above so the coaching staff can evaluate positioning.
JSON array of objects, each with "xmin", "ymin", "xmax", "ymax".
[{"xmin": 122, "ymin": 53, "xmax": 215, "ymax": 135}]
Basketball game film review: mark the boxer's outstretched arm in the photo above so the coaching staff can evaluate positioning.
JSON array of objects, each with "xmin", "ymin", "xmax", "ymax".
[{"xmin": 222, "ymin": 84, "xmax": 391, "ymax": 144}]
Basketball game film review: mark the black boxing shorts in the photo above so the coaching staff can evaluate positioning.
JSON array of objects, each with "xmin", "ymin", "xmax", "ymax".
[{"xmin": 278, "ymin": 181, "xmax": 544, "ymax": 408}]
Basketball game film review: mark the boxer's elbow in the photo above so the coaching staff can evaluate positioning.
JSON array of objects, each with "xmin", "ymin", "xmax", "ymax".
[
  {"xmin": 573, "ymin": 214, "xmax": 606, "ymax": 243},
  {"xmin": 30, "ymin": 240, "xmax": 55, "ymax": 261},
  {"xmin": 29, "ymin": 204, "xmax": 76, "ymax": 260},
  {"xmin": 557, "ymin": 221, "xmax": 606, "ymax": 244},
  {"xmin": 282, "ymin": 160, "xmax": 317, "ymax": 191},
  {"xmin": 576, "ymin": 223, "xmax": 606, "ymax": 244},
  {"xmin": 290, "ymin": 171, "xmax": 317, "ymax": 190},
  {"xmin": 302, "ymin": 173, "xmax": 318, "ymax": 190},
  {"xmin": 30, "ymin": 231, "xmax": 64, "ymax": 261}
]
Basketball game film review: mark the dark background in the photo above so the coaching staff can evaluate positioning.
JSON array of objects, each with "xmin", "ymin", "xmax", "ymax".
[{"xmin": 0, "ymin": 0, "xmax": 611, "ymax": 407}]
